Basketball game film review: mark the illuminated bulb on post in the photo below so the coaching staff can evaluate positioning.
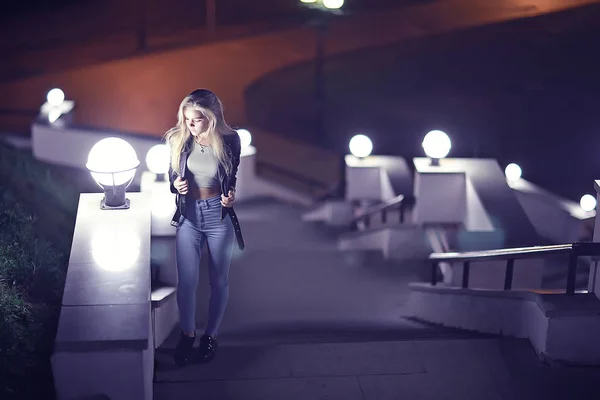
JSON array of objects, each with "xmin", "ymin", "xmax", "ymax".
[
  {"xmin": 47, "ymin": 88, "xmax": 65, "ymax": 107},
  {"xmin": 580, "ymin": 194, "xmax": 597, "ymax": 212},
  {"xmin": 422, "ymin": 130, "xmax": 451, "ymax": 165},
  {"xmin": 145, "ymin": 144, "xmax": 170, "ymax": 181},
  {"xmin": 86, "ymin": 137, "xmax": 140, "ymax": 209},
  {"xmin": 237, "ymin": 129, "xmax": 252, "ymax": 149},
  {"xmin": 323, "ymin": 0, "xmax": 344, "ymax": 9},
  {"xmin": 41, "ymin": 87, "xmax": 74, "ymax": 126},
  {"xmin": 300, "ymin": 0, "xmax": 317, "ymax": 3},
  {"xmin": 505, "ymin": 163, "xmax": 522, "ymax": 182},
  {"xmin": 349, "ymin": 134, "xmax": 373, "ymax": 158}
]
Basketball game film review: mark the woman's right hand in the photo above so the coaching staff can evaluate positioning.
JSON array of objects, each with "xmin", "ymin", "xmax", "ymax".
[{"xmin": 174, "ymin": 176, "xmax": 188, "ymax": 195}]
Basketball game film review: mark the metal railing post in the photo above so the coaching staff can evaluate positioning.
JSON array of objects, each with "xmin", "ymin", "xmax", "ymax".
[
  {"xmin": 566, "ymin": 253, "xmax": 578, "ymax": 295},
  {"xmin": 504, "ymin": 259, "xmax": 515, "ymax": 290},
  {"xmin": 462, "ymin": 261, "xmax": 470, "ymax": 288}
]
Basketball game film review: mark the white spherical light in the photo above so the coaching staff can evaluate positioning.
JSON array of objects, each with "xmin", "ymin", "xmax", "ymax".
[
  {"xmin": 580, "ymin": 194, "xmax": 597, "ymax": 212},
  {"xmin": 323, "ymin": 0, "xmax": 344, "ymax": 9},
  {"xmin": 505, "ymin": 163, "xmax": 522, "ymax": 182},
  {"xmin": 86, "ymin": 138, "xmax": 139, "ymax": 187},
  {"xmin": 237, "ymin": 129, "xmax": 252, "ymax": 149},
  {"xmin": 422, "ymin": 130, "xmax": 451, "ymax": 160},
  {"xmin": 145, "ymin": 144, "xmax": 170, "ymax": 175},
  {"xmin": 349, "ymin": 134, "xmax": 373, "ymax": 158},
  {"xmin": 47, "ymin": 88, "xmax": 65, "ymax": 107}
]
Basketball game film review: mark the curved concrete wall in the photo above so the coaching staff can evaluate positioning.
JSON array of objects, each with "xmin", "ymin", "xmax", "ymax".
[{"xmin": 0, "ymin": 0, "xmax": 595, "ymax": 137}]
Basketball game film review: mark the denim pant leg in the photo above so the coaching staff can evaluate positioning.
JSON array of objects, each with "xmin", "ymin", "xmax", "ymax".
[
  {"xmin": 175, "ymin": 215, "xmax": 206, "ymax": 334},
  {"xmin": 201, "ymin": 197, "xmax": 235, "ymax": 337},
  {"xmin": 175, "ymin": 195, "xmax": 235, "ymax": 336}
]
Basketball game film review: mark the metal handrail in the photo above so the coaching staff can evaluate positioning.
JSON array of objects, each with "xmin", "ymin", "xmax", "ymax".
[
  {"xmin": 428, "ymin": 242, "xmax": 600, "ymax": 295},
  {"xmin": 352, "ymin": 194, "xmax": 415, "ymax": 229}
]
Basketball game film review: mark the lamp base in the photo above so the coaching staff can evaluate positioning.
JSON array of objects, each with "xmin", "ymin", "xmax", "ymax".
[{"xmin": 100, "ymin": 198, "xmax": 130, "ymax": 210}]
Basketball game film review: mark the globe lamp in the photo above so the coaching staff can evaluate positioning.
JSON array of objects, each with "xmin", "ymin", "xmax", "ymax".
[{"xmin": 86, "ymin": 137, "xmax": 140, "ymax": 209}]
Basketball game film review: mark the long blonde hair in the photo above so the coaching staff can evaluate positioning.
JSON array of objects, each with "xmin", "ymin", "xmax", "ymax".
[{"xmin": 164, "ymin": 89, "xmax": 234, "ymax": 175}]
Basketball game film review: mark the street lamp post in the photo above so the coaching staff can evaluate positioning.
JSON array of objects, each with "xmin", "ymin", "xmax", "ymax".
[
  {"xmin": 300, "ymin": 0, "xmax": 343, "ymax": 145},
  {"xmin": 300, "ymin": 0, "xmax": 344, "ymax": 197}
]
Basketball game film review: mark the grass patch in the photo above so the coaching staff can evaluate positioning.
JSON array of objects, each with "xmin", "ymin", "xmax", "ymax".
[{"xmin": 0, "ymin": 140, "xmax": 98, "ymax": 400}]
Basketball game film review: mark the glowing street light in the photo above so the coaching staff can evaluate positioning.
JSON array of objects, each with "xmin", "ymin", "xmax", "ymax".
[
  {"xmin": 323, "ymin": 0, "xmax": 344, "ymax": 9},
  {"xmin": 41, "ymin": 87, "xmax": 74, "ymax": 125},
  {"xmin": 422, "ymin": 130, "xmax": 451, "ymax": 165},
  {"xmin": 237, "ymin": 128, "xmax": 252, "ymax": 149},
  {"xmin": 86, "ymin": 137, "xmax": 140, "ymax": 209},
  {"xmin": 580, "ymin": 194, "xmax": 597, "ymax": 212},
  {"xmin": 349, "ymin": 134, "xmax": 373, "ymax": 158},
  {"xmin": 505, "ymin": 163, "xmax": 522, "ymax": 182},
  {"xmin": 145, "ymin": 144, "xmax": 170, "ymax": 181},
  {"xmin": 47, "ymin": 88, "xmax": 65, "ymax": 107}
]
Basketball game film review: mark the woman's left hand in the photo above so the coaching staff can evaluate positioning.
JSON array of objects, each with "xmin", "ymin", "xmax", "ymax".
[{"xmin": 221, "ymin": 190, "xmax": 235, "ymax": 208}]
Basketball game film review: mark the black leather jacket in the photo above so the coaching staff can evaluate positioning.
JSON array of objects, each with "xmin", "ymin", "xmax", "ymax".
[{"xmin": 168, "ymin": 133, "xmax": 245, "ymax": 250}]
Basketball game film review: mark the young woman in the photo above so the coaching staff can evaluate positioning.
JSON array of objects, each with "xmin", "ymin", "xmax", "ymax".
[{"xmin": 165, "ymin": 88, "xmax": 245, "ymax": 366}]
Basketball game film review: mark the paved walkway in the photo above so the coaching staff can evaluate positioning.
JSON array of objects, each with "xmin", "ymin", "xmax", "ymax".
[
  {"xmin": 157, "ymin": 198, "xmax": 479, "ymax": 346},
  {"xmin": 153, "ymin": 198, "xmax": 600, "ymax": 399},
  {"xmin": 155, "ymin": 336, "xmax": 600, "ymax": 400}
]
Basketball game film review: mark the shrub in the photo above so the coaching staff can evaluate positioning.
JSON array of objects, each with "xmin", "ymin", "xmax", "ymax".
[{"xmin": 0, "ymin": 186, "xmax": 67, "ymax": 399}]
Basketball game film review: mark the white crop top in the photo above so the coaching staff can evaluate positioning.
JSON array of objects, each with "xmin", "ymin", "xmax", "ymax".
[{"xmin": 186, "ymin": 142, "xmax": 219, "ymax": 188}]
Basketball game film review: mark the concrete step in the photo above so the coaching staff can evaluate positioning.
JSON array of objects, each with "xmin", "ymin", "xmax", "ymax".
[
  {"xmin": 154, "ymin": 336, "xmax": 600, "ymax": 400},
  {"xmin": 158, "ymin": 316, "xmax": 490, "ymax": 348}
]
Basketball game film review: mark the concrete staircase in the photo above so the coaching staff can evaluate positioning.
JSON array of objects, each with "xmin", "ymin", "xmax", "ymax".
[{"xmin": 153, "ymin": 197, "xmax": 600, "ymax": 399}]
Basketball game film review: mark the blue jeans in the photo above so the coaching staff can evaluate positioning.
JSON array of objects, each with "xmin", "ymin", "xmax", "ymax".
[{"xmin": 175, "ymin": 195, "xmax": 235, "ymax": 336}]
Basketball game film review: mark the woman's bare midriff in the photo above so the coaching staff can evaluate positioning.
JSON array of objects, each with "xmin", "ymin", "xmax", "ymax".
[{"xmin": 188, "ymin": 186, "xmax": 221, "ymax": 200}]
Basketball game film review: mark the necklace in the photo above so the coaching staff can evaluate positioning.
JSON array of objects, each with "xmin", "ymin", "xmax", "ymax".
[{"xmin": 196, "ymin": 139, "xmax": 209, "ymax": 153}]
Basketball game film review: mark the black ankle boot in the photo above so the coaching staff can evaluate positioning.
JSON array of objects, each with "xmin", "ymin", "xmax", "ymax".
[
  {"xmin": 196, "ymin": 334, "xmax": 218, "ymax": 363},
  {"xmin": 173, "ymin": 332, "xmax": 196, "ymax": 367}
]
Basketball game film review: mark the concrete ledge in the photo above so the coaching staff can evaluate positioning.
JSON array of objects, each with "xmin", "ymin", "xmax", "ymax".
[
  {"xmin": 151, "ymin": 286, "xmax": 176, "ymax": 309},
  {"xmin": 151, "ymin": 286, "xmax": 178, "ymax": 349},
  {"xmin": 406, "ymin": 282, "xmax": 600, "ymax": 365},
  {"xmin": 52, "ymin": 193, "xmax": 153, "ymax": 400},
  {"xmin": 54, "ymin": 304, "xmax": 150, "ymax": 352}
]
